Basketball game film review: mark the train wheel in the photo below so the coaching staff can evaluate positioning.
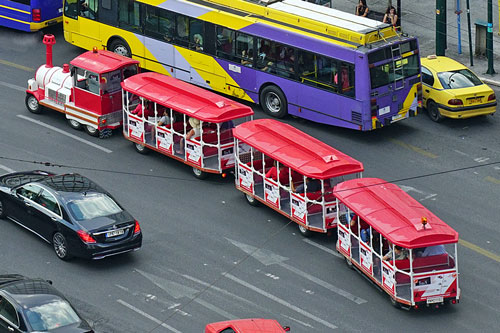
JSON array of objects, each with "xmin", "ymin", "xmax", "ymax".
[
  {"xmin": 109, "ymin": 39, "xmax": 131, "ymax": 58},
  {"xmin": 390, "ymin": 297, "xmax": 401, "ymax": 309},
  {"xmin": 345, "ymin": 257, "xmax": 353, "ymax": 269},
  {"xmin": 427, "ymin": 100, "xmax": 444, "ymax": 122},
  {"xmin": 260, "ymin": 85, "xmax": 287, "ymax": 118},
  {"xmin": 134, "ymin": 143, "xmax": 149, "ymax": 154},
  {"xmin": 25, "ymin": 94, "xmax": 42, "ymax": 114},
  {"xmin": 67, "ymin": 119, "xmax": 82, "ymax": 130},
  {"xmin": 84, "ymin": 125, "xmax": 99, "ymax": 137},
  {"xmin": 245, "ymin": 194, "xmax": 259, "ymax": 206},
  {"xmin": 298, "ymin": 224, "xmax": 312, "ymax": 237},
  {"xmin": 192, "ymin": 167, "xmax": 208, "ymax": 180}
]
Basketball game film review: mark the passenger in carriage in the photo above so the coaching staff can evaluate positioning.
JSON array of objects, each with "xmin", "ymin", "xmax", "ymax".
[
  {"xmin": 157, "ymin": 108, "xmax": 175, "ymax": 127},
  {"xmin": 417, "ymin": 245, "xmax": 447, "ymax": 257},
  {"xmin": 266, "ymin": 161, "xmax": 290, "ymax": 185},
  {"xmin": 131, "ymin": 100, "xmax": 152, "ymax": 117},
  {"xmin": 383, "ymin": 245, "xmax": 409, "ymax": 261},
  {"xmin": 292, "ymin": 177, "xmax": 321, "ymax": 194},
  {"xmin": 176, "ymin": 117, "xmax": 201, "ymax": 154}
]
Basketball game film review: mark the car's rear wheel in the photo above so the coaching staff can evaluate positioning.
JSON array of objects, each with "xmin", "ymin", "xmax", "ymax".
[
  {"xmin": 0, "ymin": 198, "xmax": 6, "ymax": 218},
  {"xmin": 427, "ymin": 100, "xmax": 444, "ymax": 122},
  {"xmin": 53, "ymin": 232, "xmax": 71, "ymax": 261}
]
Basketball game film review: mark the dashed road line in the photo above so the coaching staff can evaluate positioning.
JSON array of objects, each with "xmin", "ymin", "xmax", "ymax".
[
  {"xmin": 224, "ymin": 273, "xmax": 338, "ymax": 330},
  {"xmin": 17, "ymin": 114, "xmax": 112, "ymax": 153},
  {"xmin": 0, "ymin": 59, "xmax": 33, "ymax": 72},
  {"xmin": 117, "ymin": 299, "xmax": 182, "ymax": 333},
  {"xmin": 0, "ymin": 80, "xmax": 26, "ymax": 92},
  {"xmin": 484, "ymin": 176, "xmax": 500, "ymax": 185}
]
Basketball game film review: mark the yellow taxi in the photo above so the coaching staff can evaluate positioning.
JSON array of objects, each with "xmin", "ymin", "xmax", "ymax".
[{"xmin": 420, "ymin": 56, "xmax": 497, "ymax": 122}]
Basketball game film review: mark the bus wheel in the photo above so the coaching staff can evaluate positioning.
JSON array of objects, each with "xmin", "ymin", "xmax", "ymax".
[
  {"xmin": 134, "ymin": 143, "xmax": 149, "ymax": 154},
  {"xmin": 25, "ymin": 94, "xmax": 42, "ymax": 114},
  {"xmin": 109, "ymin": 39, "xmax": 131, "ymax": 58},
  {"xmin": 427, "ymin": 100, "xmax": 444, "ymax": 122},
  {"xmin": 192, "ymin": 167, "xmax": 208, "ymax": 180},
  {"xmin": 298, "ymin": 224, "xmax": 312, "ymax": 237},
  {"xmin": 67, "ymin": 119, "xmax": 82, "ymax": 130},
  {"xmin": 84, "ymin": 125, "xmax": 99, "ymax": 137},
  {"xmin": 245, "ymin": 193, "xmax": 259, "ymax": 206},
  {"xmin": 260, "ymin": 85, "xmax": 287, "ymax": 118}
]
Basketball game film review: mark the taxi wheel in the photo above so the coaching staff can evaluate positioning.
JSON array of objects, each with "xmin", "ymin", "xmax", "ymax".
[
  {"xmin": 67, "ymin": 119, "xmax": 82, "ymax": 130},
  {"xmin": 192, "ymin": 167, "xmax": 208, "ymax": 180},
  {"xmin": 25, "ymin": 94, "xmax": 42, "ymax": 114},
  {"xmin": 0, "ymin": 198, "xmax": 6, "ymax": 218},
  {"xmin": 427, "ymin": 100, "xmax": 444, "ymax": 122},
  {"xmin": 298, "ymin": 224, "xmax": 313, "ymax": 237},
  {"xmin": 53, "ymin": 232, "xmax": 72, "ymax": 261},
  {"xmin": 245, "ymin": 193, "xmax": 259, "ymax": 206},
  {"xmin": 134, "ymin": 143, "xmax": 149, "ymax": 154},
  {"xmin": 260, "ymin": 85, "xmax": 288, "ymax": 118},
  {"xmin": 84, "ymin": 125, "xmax": 99, "ymax": 137}
]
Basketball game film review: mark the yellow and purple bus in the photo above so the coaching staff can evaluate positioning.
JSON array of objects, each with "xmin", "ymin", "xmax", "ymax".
[
  {"xmin": 62, "ymin": 0, "xmax": 422, "ymax": 131},
  {"xmin": 0, "ymin": 0, "xmax": 62, "ymax": 31}
]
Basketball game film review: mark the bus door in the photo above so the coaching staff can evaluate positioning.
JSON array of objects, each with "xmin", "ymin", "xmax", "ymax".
[
  {"xmin": 76, "ymin": 0, "xmax": 101, "ymax": 49},
  {"xmin": 63, "ymin": 0, "xmax": 81, "ymax": 41}
]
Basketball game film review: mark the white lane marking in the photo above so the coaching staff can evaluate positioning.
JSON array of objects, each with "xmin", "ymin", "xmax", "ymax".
[
  {"xmin": 193, "ymin": 298, "xmax": 237, "ymax": 320},
  {"xmin": 0, "ymin": 164, "xmax": 16, "ymax": 173},
  {"xmin": 280, "ymin": 313, "xmax": 314, "ymax": 329},
  {"xmin": 475, "ymin": 157, "xmax": 490, "ymax": 163},
  {"xmin": 421, "ymin": 193, "xmax": 437, "ymax": 201},
  {"xmin": 279, "ymin": 262, "xmax": 367, "ymax": 304},
  {"xmin": 117, "ymin": 299, "xmax": 182, "ymax": 333},
  {"xmin": 224, "ymin": 273, "xmax": 338, "ymax": 330},
  {"xmin": 302, "ymin": 238, "xmax": 342, "ymax": 258},
  {"xmin": 17, "ymin": 115, "xmax": 112, "ymax": 153},
  {"xmin": 0, "ymin": 80, "xmax": 25, "ymax": 92},
  {"xmin": 453, "ymin": 149, "xmax": 469, "ymax": 156}
]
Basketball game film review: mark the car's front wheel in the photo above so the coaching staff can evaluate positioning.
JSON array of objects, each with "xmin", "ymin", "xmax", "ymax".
[
  {"xmin": 427, "ymin": 100, "xmax": 444, "ymax": 122},
  {"xmin": 53, "ymin": 232, "xmax": 71, "ymax": 261}
]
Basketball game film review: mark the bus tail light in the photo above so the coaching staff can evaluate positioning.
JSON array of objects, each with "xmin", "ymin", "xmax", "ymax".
[
  {"xmin": 32, "ymin": 9, "xmax": 41, "ymax": 22},
  {"xmin": 448, "ymin": 99, "xmax": 463, "ymax": 106},
  {"xmin": 77, "ymin": 230, "xmax": 96, "ymax": 244},
  {"xmin": 488, "ymin": 93, "xmax": 496, "ymax": 101},
  {"xmin": 134, "ymin": 220, "xmax": 141, "ymax": 234},
  {"xmin": 370, "ymin": 98, "xmax": 377, "ymax": 117}
]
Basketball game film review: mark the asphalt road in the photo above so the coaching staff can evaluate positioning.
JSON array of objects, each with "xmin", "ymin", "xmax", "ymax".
[{"xmin": 0, "ymin": 25, "xmax": 499, "ymax": 333}]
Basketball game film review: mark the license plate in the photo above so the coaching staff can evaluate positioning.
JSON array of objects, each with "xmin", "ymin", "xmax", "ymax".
[
  {"xmin": 467, "ymin": 97, "xmax": 481, "ymax": 104},
  {"xmin": 106, "ymin": 229, "xmax": 125, "ymax": 238},
  {"xmin": 391, "ymin": 113, "xmax": 406, "ymax": 123},
  {"xmin": 426, "ymin": 296, "xmax": 443, "ymax": 304}
]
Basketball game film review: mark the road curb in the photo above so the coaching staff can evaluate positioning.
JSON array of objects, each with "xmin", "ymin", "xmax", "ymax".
[{"xmin": 479, "ymin": 77, "xmax": 500, "ymax": 87}]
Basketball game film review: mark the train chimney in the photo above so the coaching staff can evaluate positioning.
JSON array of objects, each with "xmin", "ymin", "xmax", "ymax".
[
  {"xmin": 62, "ymin": 64, "xmax": 70, "ymax": 73},
  {"xmin": 42, "ymin": 34, "xmax": 56, "ymax": 68}
]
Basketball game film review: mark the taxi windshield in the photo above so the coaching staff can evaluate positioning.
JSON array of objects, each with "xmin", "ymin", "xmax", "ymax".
[
  {"xmin": 437, "ymin": 69, "xmax": 482, "ymax": 89},
  {"xmin": 67, "ymin": 193, "xmax": 122, "ymax": 221}
]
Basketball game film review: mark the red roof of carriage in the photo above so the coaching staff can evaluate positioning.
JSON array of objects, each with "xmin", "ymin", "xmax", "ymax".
[
  {"xmin": 334, "ymin": 178, "xmax": 459, "ymax": 248},
  {"xmin": 70, "ymin": 50, "xmax": 139, "ymax": 74},
  {"xmin": 233, "ymin": 119, "xmax": 364, "ymax": 179},
  {"xmin": 121, "ymin": 72, "xmax": 253, "ymax": 122}
]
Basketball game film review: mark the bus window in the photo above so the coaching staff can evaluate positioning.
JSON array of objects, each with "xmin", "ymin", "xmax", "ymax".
[
  {"xmin": 235, "ymin": 33, "xmax": 254, "ymax": 67},
  {"xmin": 189, "ymin": 18, "xmax": 205, "ymax": 51},
  {"xmin": 145, "ymin": 6, "xmax": 174, "ymax": 42},
  {"xmin": 338, "ymin": 62, "xmax": 355, "ymax": 97},
  {"xmin": 175, "ymin": 15, "xmax": 189, "ymax": 47},
  {"xmin": 80, "ymin": 0, "xmax": 98, "ymax": 20},
  {"xmin": 118, "ymin": 0, "xmax": 140, "ymax": 33},
  {"xmin": 64, "ymin": 0, "xmax": 78, "ymax": 19},
  {"xmin": 216, "ymin": 27, "xmax": 234, "ymax": 61},
  {"xmin": 276, "ymin": 46, "xmax": 296, "ymax": 79}
]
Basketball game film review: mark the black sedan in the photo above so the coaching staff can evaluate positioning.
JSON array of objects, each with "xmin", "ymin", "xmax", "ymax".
[
  {"xmin": 0, "ymin": 274, "xmax": 93, "ymax": 332},
  {"xmin": 0, "ymin": 171, "xmax": 142, "ymax": 260}
]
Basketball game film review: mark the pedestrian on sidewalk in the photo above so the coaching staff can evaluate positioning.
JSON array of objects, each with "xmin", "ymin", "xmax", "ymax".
[{"xmin": 355, "ymin": 0, "xmax": 369, "ymax": 17}]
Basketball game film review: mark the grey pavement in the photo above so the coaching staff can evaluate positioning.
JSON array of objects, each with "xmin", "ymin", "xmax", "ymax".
[{"xmin": 331, "ymin": 0, "xmax": 500, "ymax": 86}]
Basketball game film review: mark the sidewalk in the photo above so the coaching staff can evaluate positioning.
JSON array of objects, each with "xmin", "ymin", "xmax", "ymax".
[{"xmin": 332, "ymin": 0, "xmax": 500, "ymax": 87}]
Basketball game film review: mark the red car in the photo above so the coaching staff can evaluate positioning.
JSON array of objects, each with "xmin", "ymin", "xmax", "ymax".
[{"xmin": 205, "ymin": 319, "xmax": 290, "ymax": 333}]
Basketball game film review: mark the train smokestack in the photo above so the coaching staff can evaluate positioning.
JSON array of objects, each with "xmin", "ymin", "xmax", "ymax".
[{"xmin": 42, "ymin": 34, "xmax": 56, "ymax": 68}]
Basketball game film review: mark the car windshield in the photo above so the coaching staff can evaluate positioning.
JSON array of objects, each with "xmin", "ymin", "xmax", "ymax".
[
  {"xmin": 67, "ymin": 193, "xmax": 122, "ymax": 221},
  {"xmin": 437, "ymin": 69, "xmax": 482, "ymax": 89},
  {"xmin": 25, "ymin": 299, "xmax": 81, "ymax": 331}
]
